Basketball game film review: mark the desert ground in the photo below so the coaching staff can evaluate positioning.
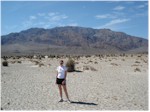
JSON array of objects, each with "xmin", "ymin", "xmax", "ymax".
[{"xmin": 1, "ymin": 54, "xmax": 148, "ymax": 110}]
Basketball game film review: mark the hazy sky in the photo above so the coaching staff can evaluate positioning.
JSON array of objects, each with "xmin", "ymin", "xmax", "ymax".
[{"xmin": 1, "ymin": 1, "xmax": 148, "ymax": 39}]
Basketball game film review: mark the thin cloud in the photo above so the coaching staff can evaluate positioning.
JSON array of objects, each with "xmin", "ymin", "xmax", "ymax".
[
  {"xmin": 29, "ymin": 16, "xmax": 37, "ymax": 20},
  {"xmin": 97, "ymin": 18, "xmax": 130, "ymax": 29},
  {"xmin": 42, "ymin": 12, "xmax": 68, "ymax": 22},
  {"xmin": 48, "ymin": 12, "xmax": 58, "ymax": 16},
  {"xmin": 22, "ymin": 12, "xmax": 71, "ymax": 29},
  {"xmin": 95, "ymin": 14, "xmax": 116, "ymax": 19},
  {"xmin": 137, "ymin": 5, "xmax": 145, "ymax": 8},
  {"xmin": 113, "ymin": 6, "xmax": 125, "ymax": 11},
  {"xmin": 135, "ymin": 11, "xmax": 148, "ymax": 17},
  {"xmin": 50, "ymin": 14, "xmax": 68, "ymax": 21},
  {"xmin": 95, "ymin": 11, "xmax": 125, "ymax": 20},
  {"xmin": 37, "ymin": 13, "xmax": 46, "ymax": 16},
  {"xmin": 67, "ymin": 23, "xmax": 78, "ymax": 26},
  {"xmin": 136, "ymin": 2, "xmax": 148, "ymax": 9},
  {"xmin": 104, "ymin": 18, "xmax": 130, "ymax": 27}
]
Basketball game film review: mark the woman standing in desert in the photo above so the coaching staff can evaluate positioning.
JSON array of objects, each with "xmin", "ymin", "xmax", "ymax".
[{"xmin": 56, "ymin": 60, "xmax": 71, "ymax": 103}]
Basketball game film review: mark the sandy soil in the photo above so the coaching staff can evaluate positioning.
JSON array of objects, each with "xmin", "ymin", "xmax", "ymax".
[{"xmin": 1, "ymin": 54, "xmax": 148, "ymax": 110}]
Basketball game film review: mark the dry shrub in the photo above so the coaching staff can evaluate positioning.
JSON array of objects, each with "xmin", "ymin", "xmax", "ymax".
[
  {"xmin": 106, "ymin": 55, "xmax": 110, "ymax": 57},
  {"xmin": 33, "ymin": 61, "xmax": 40, "ymax": 65},
  {"xmin": 134, "ymin": 68, "xmax": 141, "ymax": 72},
  {"xmin": 111, "ymin": 63, "xmax": 118, "ymax": 66},
  {"xmin": 143, "ymin": 60, "xmax": 148, "ymax": 63},
  {"xmin": 83, "ymin": 65, "xmax": 97, "ymax": 71},
  {"xmin": 39, "ymin": 63, "xmax": 44, "ymax": 67},
  {"xmin": 66, "ymin": 58, "xmax": 75, "ymax": 72},
  {"xmin": 83, "ymin": 66, "xmax": 90, "ymax": 70},
  {"xmin": 17, "ymin": 61, "xmax": 22, "ymax": 63},
  {"xmin": 75, "ymin": 62, "xmax": 79, "ymax": 64},
  {"xmin": 10, "ymin": 61, "xmax": 16, "ymax": 64},
  {"xmin": 137, "ymin": 55, "xmax": 142, "ymax": 57},
  {"xmin": 94, "ymin": 61, "xmax": 98, "ymax": 64},
  {"xmin": 135, "ymin": 61, "xmax": 140, "ymax": 63},
  {"xmin": 122, "ymin": 59, "xmax": 125, "ymax": 61},
  {"xmin": 85, "ymin": 55, "xmax": 91, "ymax": 58},
  {"xmin": 132, "ymin": 64, "xmax": 140, "ymax": 67},
  {"xmin": 2, "ymin": 61, "xmax": 8, "ymax": 66},
  {"xmin": 89, "ymin": 60, "xmax": 93, "ymax": 63},
  {"xmin": 90, "ymin": 66, "xmax": 97, "ymax": 71}
]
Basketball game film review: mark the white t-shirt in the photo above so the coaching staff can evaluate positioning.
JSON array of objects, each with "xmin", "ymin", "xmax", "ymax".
[{"xmin": 56, "ymin": 66, "xmax": 67, "ymax": 79}]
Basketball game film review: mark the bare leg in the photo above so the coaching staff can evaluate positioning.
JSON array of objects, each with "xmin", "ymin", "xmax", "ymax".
[
  {"xmin": 58, "ymin": 84, "xmax": 63, "ymax": 99},
  {"xmin": 62, "ymin": 85, "xmax": 69, "ymax": 100}
]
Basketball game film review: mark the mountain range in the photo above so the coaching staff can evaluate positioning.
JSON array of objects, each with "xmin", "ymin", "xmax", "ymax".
[{"xmin": 1, "ymin": 26, "xmax": 148, "ymax": 56}]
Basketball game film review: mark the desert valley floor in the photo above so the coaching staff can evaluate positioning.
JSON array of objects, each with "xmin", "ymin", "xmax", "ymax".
[{"xmin": 1, "ymin": 54, "xmax": 148, "ymax": 110}]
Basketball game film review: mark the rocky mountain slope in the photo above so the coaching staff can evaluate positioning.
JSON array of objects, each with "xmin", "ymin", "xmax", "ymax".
[{"xmin": 1, "ymin": 26, "xmax": 148, "ymax": 55}]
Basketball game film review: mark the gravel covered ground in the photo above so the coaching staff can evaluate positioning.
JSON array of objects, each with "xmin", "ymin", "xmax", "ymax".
[{"xmin": 1, "ymin": 54, "xmax": 148, "ymax": 110}]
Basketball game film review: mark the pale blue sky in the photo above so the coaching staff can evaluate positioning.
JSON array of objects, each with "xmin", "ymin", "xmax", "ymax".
[{"xmin": 1, "ymin": 1, "xmax": 148, "ymax": 39}]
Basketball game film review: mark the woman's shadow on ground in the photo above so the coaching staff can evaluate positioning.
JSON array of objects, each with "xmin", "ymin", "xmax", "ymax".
[{"xmin": 70, "ymin": 101, "xmax": 98, "ymax": 106}]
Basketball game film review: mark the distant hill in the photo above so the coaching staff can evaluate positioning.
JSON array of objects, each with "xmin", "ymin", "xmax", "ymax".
[{"xmin": 1, "ymin": 26, "xmax": 148, "ymax": 56}]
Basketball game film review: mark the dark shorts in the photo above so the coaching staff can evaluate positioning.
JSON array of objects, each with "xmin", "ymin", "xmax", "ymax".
[{"xmin": 56, "ymin": 78, "xmax": 65, "ymax": 85}]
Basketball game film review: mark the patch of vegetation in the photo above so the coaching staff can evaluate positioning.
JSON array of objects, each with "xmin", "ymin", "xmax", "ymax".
[
  {"xmin": 2, "ymin": 61, "xmax": 8, "ymax": 66},
  {"xmin": 134, "ymin": 68, "xmax": 141, "ymax": 72},
  {"xmin": 66, "ymin": 58, "xmax": 75, "ymax": 72}
]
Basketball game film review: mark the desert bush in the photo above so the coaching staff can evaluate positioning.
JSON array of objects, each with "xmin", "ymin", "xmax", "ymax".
[
  {"xmin": 106, "ymin": 55, "xmax": 110, "ymax": 57},
  {"xmin": 17, "ymin": 61, "xmax": 22, "ymax": 63},
  {"xmin": 120, "ymin": 53, "xmax": 125, "ymax": 57},
  {"xmin": 122, "ymin": 59, "xmax": 125, "ymax": 61},
  {"xmin": 134, "ymin": 68, "xmax": 141, "ymax": 72},
  {"xmin": 66, "ymin": 58, "xmax": 75, "ymax": 72},
  {"xmin": 49, "ymin": 55, "xmax": 55, "ymax": 58},
  {"xmin": 89, "ymin": 60, "xmax": 93, "ymax": 63},
  {"xmin": 16, "ymin": 56, "xmax": 21, "ymax": 59},
  {"xmin": 111, "ymin": 63, "xmax": 118, "ymax": 66},
  {"xmin": 135, "ymin": 61, "xmax": 140, "ymax": 63},
  {"xmin": 2, "ymin": 56, "xmax": 7, "ymax": 60},
  {"xmin": 39, "ymin": 63, "xmax": 44, "ymax": 67},
  {"xmin": 11, "ymin": 61, "xmax": 16, "ymax": 64},
  {"xmin": 83, "ymin": 66, "xmax": 90, "ymax": 70},
  {"xmin": 75, "ymin": 62, "xmax": 79, "ymax": 64},
  {"xmin": 34, "ymin": 61, "xmax": 40, "ymax": 65},
  {"xmin": 83, "ymin": 65, "xmax": 97, "ymax": 71},
  {"xmin": 132, "ymin": 64, "xmax": 142, "ymax": 67},
  {"xmin": 137, "ymin": 55, "xmax": 142, "ymax": 57},
  {"xmin": 90, "ymin": 66, "xmax": 97, "ymax": 71},
  {"xmin": 143, "ymin": 59, "xmax": 147, "ymax": 63},
  {"xmin": 2, "ymin": 61, "xmax": 8, "ymax": 66},
  {"xmin": 85, "ymin": 55, "xmax": 91, "ymax": 58},
  {"xmin": 94, "ymin": 61, "xmax": 98, "ymax": 64}
]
